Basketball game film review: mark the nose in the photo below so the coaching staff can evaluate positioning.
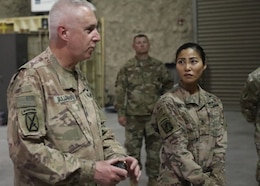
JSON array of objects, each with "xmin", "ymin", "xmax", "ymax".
[
  {"xmin": 184, "ymin": 63, "xmax": 191, "ymax": 71},
  {"xmin": 93, "ymin": 29, "xmax": 101, "ymax": 42}
]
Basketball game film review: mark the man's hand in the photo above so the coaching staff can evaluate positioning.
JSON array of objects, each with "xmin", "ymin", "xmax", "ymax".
[
  {"xmin": 123, "ymin": 156, "xmax": 141, "ymax": 184},
  {"xmin": 118, "ymin": 116, "xmax": 127, "ymax": 126},
  {"xmin": 94, "ymin": 159, "xmax": 128, "ymax": 186}
]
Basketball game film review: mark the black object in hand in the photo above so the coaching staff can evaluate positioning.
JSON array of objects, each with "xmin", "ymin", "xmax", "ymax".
[{"xmin": 113, "ymin": 161, "xmax": 127, "ymax": 170}]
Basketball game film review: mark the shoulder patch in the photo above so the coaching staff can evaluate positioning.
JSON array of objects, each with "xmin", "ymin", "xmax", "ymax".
[
  {"xmin": 23, "ymin": 108, "xmax": 39, "ymax": 132},
  {"xmin": 160, "ymin": 118, "xmax": 174, "ymax": 134},
  {"xmin": 155, "ymin": 101, "xmax": 179, "ymax": 138}
]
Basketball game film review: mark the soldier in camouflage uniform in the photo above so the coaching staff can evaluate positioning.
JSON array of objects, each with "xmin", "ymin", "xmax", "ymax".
[
  {"xmin": 152, "ymin": 42, "xmax": 227, "ymax": 186},
  {"xmin": 114, "ymin": 34, "xmax": 173, "ymax": 186},
  {"xmin": 7, "ymin": 1, "xmax": 141, "ymax": 185},
  {"xmin": 240, "ymin": 67, "xmax": 260, "ymax": 185}
]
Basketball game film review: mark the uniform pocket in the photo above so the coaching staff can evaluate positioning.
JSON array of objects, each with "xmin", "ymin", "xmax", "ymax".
[{"xmin": 47, "ymin": 106, "xmax": 91, "ymax": 153}]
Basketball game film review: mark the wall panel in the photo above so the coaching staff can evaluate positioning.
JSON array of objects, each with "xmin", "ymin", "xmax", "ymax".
[{"xmin": 196, "ymin": 0, "xmax": 260, "ymax": 110}]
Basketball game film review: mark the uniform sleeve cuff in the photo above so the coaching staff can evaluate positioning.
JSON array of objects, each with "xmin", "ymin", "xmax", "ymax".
[{"xmin": 79, "ymin": 160, "xmax": 96, "ymax": 184}]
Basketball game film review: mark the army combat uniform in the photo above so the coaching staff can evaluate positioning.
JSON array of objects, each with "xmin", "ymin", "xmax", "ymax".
[
  {"xmin": 114, "ymin": 56, "xmax": 173, "ymax": 184},
  {"xmin": 240, "ymin": 67, "xmax": 260, "ymax": 184},
  {"xmin": 152, "ymin": 85, "xmax": 227, "ymax": 186},
  {"xmin": 7, "ymin": 47, "xmax": 126, "ymax": 186}
]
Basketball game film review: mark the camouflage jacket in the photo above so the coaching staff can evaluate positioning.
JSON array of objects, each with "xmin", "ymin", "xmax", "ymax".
[
  {"xmin": 114, "ymin": 56, "xmax": 173, "ymax": 117},
  {"xmin": 7, "ymin": 47, "xmax": 126, "ymax": 186},
  {"xmin": 152, "ymin": 85, "xmax": 227, "ymax": 186},
  {"xmin": 240, "ymin": 67, "xmax": 260, "ymax": 125}
]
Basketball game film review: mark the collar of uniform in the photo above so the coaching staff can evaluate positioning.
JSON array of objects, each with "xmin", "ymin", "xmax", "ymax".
[
  {"xmin": 186, "ymin": 92, "xmax": 199, "ymax": 106},
  {"xmin": 48, "ymin": 49, "xmax": 78, "ymax": 91},
  {"xmin": 135, "ymin": 56, "xmax": 151, "ymax": 66},
  {"xmin": 178, "ymin": 85, "xmax": 200, "ymax": 106},
  {"xmin": 184, "ymin": 86, "xmax": 208, "ymax": 111}
]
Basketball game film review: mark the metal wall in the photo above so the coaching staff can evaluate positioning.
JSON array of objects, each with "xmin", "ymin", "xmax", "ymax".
[
  {"xmin": 196, "ymin": 0, "xmax": 260, "ymax": 111},
  {"xmin": 0, "ymin": 34, "xmax": 28, "ymax": 123}
]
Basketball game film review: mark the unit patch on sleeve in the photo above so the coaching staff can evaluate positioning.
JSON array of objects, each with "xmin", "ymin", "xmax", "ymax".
[
  {"xmin": 160, "ymin": 118, "xmax": 174, "ymax": 134},
  {"xmin": 15, "ymin": 95, "xmax": 45, "ymax": 137},
  {"xmin": 23, "ymin": 108, "xmax": 39, "ymax": 132}
]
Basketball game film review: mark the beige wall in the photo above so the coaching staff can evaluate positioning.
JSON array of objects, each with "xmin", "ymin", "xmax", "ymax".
[
  {"xmin": 0, "ymin": 0, "xmax": 194, "ymax": 103},
  {"xmin": 0, "ymin": 0, "xmax": 30, "ymax": 18}
]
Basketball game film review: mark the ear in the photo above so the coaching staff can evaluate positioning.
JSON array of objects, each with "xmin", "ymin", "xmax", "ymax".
[
  {"xmin": 203, "ymin": 64, "xmax": 207, "ymax": 71},
  {"xmin": 57, "ymin": 26, "xmax": 68, "ymax": 41}
]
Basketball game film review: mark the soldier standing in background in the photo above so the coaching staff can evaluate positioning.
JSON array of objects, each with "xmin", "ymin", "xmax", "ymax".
[
  {"xmin": 114, "ymin": 34, "xmax": 173, "ymax": 186},
  {"xmin": 240, "ymin": 66, "xmax": 260, "ymax": 185},
  {"xmin": 152, "ymin": 42, "xmax": 227, "ymax": 185},
  {"xmin": 7, "ymin": 0, "xmax": 141, "ymax": 185}
]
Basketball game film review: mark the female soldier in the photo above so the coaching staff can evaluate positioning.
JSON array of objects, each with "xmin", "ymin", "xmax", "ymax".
[{"xmin": 152, "ymin": 42, "xmax": 227, "ymax": 186}]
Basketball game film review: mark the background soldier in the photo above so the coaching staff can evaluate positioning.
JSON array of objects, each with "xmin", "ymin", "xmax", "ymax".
[
  {"xmin": 114, "ymin": 34, "xmax": 173, "ymax": 186},
  {"xmin": 240, "ymin": 66, "xmax": 260, "ymax": 185}
]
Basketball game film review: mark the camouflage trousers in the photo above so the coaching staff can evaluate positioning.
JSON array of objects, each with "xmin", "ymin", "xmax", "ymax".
[
  {"xmin": 125, "ymin": 115, "xmax": 161, "ymax": 179},
  {"xmin": 255, "ymin": 122, "xmax": 260, "ymax": 183}
]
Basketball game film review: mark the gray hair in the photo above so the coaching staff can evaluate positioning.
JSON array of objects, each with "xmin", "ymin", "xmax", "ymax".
[{"xmin": 48, "ymin": 0, "xmax": 95, "ymax": 40}]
